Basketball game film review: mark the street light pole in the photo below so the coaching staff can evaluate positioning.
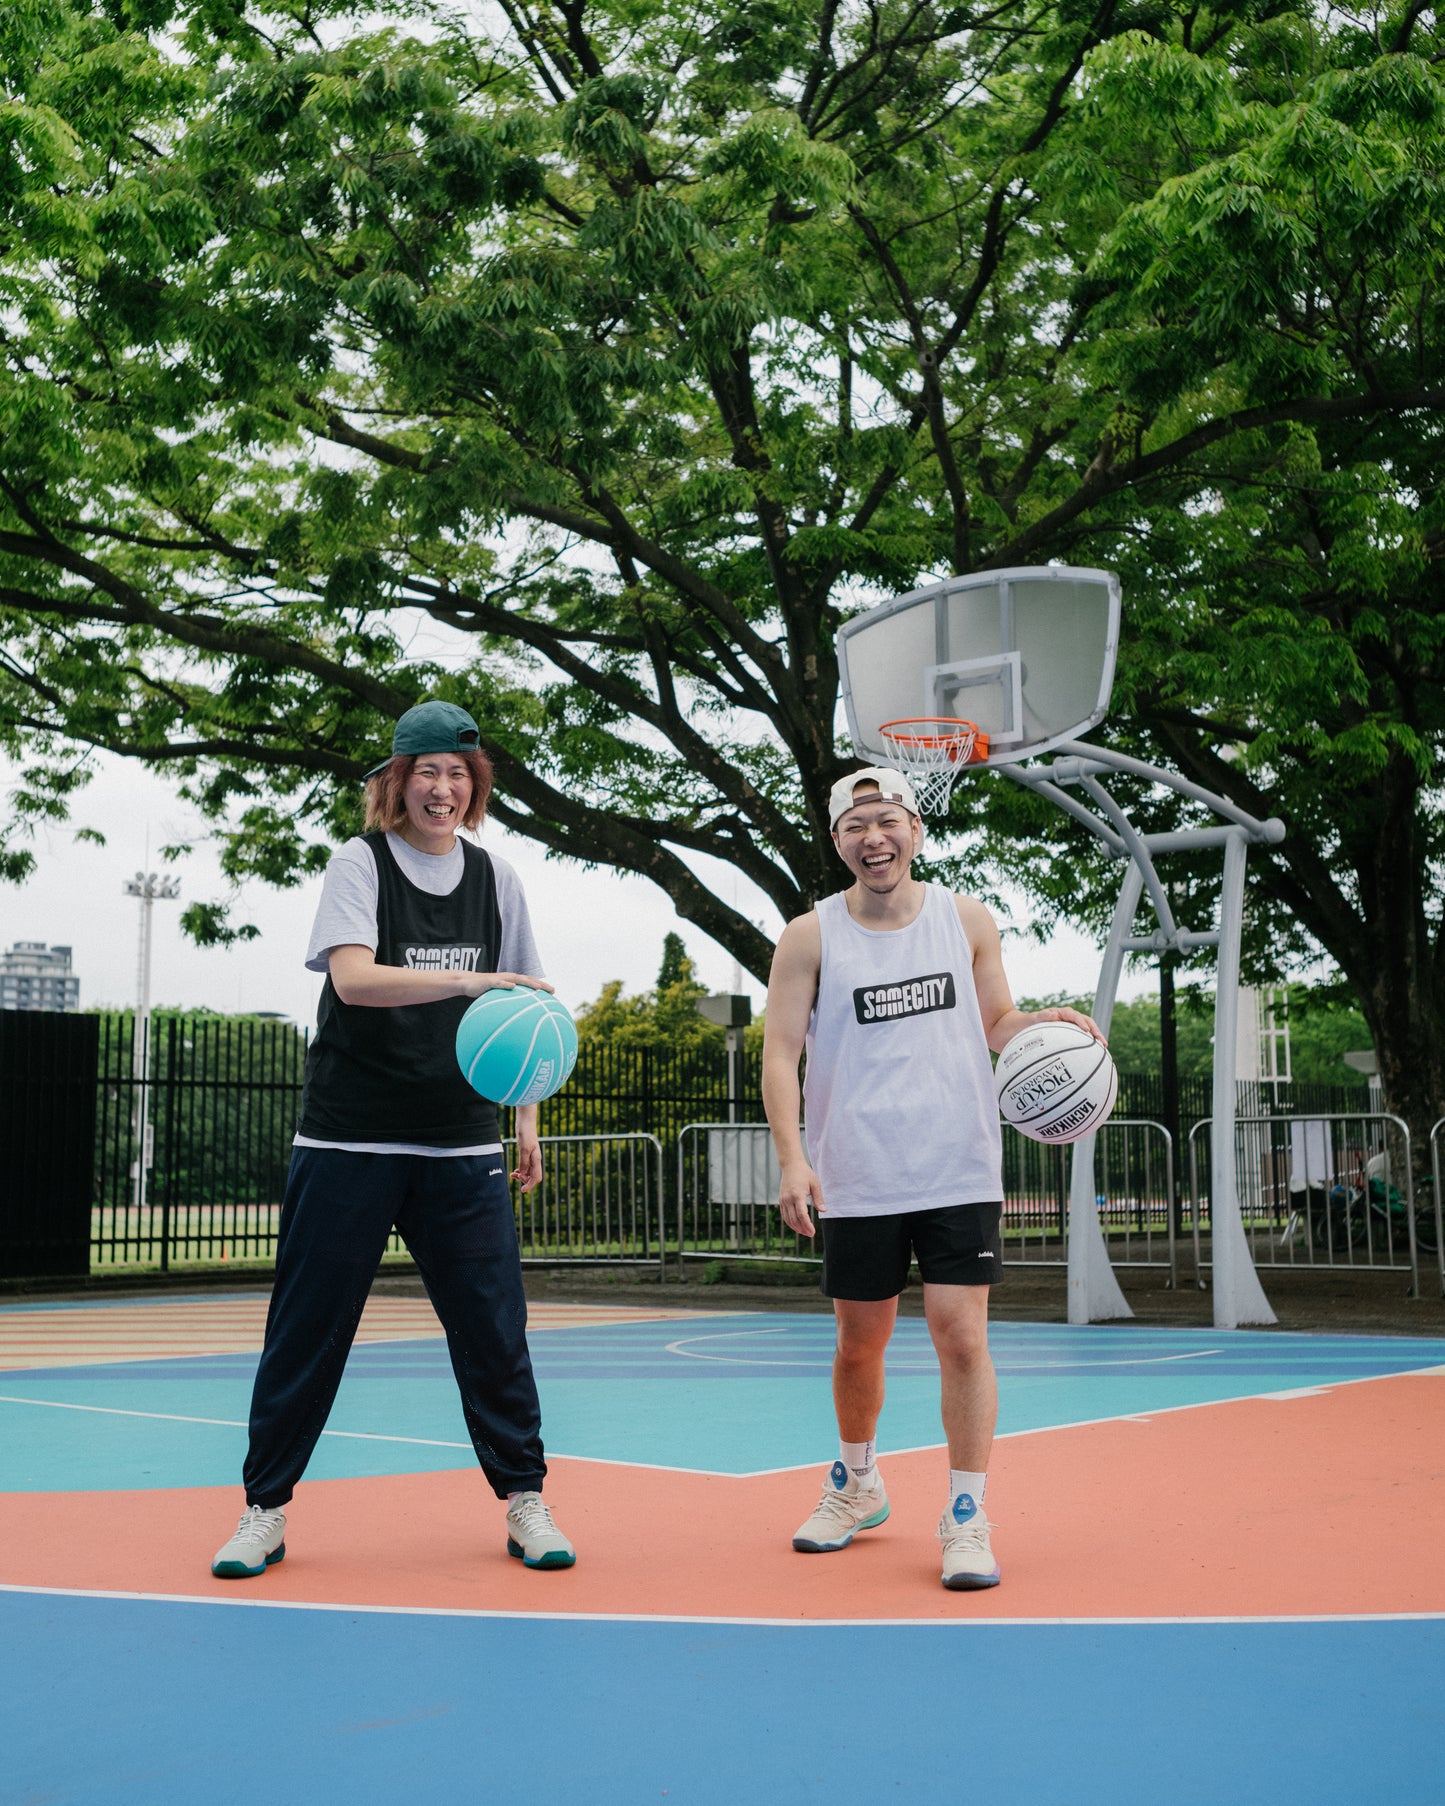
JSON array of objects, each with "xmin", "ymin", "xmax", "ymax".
[{"xmin": 122, "ymin": 870, "xmax": 181, "ymax": 1219}]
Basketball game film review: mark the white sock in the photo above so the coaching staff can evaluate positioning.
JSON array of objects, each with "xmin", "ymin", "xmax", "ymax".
[
  {"xmin": 948, "ymin": 1469, "xmax": 987, "ymax": 1514},
  {"xmin": 841, "ymin": 1439, "xmax": 878, "ymax": 1487}
]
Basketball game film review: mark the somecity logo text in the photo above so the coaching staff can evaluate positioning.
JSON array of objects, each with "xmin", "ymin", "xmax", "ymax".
[
  {"xmin": 402, "ymin": 945, "xmax": 487, "ymax": 971},
  {"xmin": 854, "ymin": 972, "xmax": 956, "ymax": 1024}
]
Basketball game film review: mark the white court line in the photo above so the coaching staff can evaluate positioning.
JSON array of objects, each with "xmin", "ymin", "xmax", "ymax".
[
  {"xmin": 736, "ymin": 1364, "xmax": 1444, "ymax": 1476},
  {"xmin": 0, "ymin": 1388, "xmax": 921, "ymax": 1481},
  {"xmin": 2, "ymin": 1581, "xmax": 1442, "ymax": 1630},
  {"xmin": 0, "ymin": 1394, "xmax": 745, "ymax": 1479},
  {"xmin": 663, "ymin": 1328, "xmax": 1226, "ymax": 1370},
  {"xmin": 0, "ymin": 1395, "xmax": 471, "ymax": 1447},
  {"xmin": 636, "ymin": 1360, "xmax": 1441, "ymax": 1477},
  {"xmin": 4, "ymin": 1359, "xmax": 1440, "ymax": 1484}
]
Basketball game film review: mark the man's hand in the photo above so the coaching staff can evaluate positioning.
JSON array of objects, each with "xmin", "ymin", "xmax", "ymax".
[
  {"xmin": 465, "ymin": 971, "xmax": 556, "ymax": 998},
  {"xmin": 513, "ymin": 1107, "xmax": 543, "ymax": 1193},
  {"xmin": 779, "ymin": 1160, "xmax": 825, "ymax": 1239},
  {"xmin": 1028, "ymin": 1004, "xmax": 1106, "ymax": 1042}
]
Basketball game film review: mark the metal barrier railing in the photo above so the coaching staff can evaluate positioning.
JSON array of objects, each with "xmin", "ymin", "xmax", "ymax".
[
  {"xmin": 1091, "ymin": 1119, "xmax": 1177, "ymax": 1281},
  {"xmin": 62, "ymin": 1105, "xmax": 1436, "ymax": 1297},
  {"xmin": 1000, "ymin": 1119, "xmax": 1175, "ymax": 1276},
  {"xmin": 1187, "ymin": 1112, "xmax": 1436, "ymax": 1296},
  {"xmin": 996, "ymin": 1131, "xmax": 1069, "ymax": 1266},
  {"xmin": 508, "ymin": 1133, "xmax": 666, "ymax": 1275},
  {"xmin": 81, "ymin": 1133, "xmax": 667, "ymax": 1276},
  {"xmin": 675, "ymin": 1118, "xmax": 1175, "ymax": 1278},
  {"xmin": 676, "ymin": 1122, "xmax": 816, "ymax": 1267}
]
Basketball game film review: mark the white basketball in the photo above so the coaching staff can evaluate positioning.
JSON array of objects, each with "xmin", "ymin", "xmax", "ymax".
[{"xmin": 994, "ymin": 1020, "xmax": 1118, "ymax": 1145}]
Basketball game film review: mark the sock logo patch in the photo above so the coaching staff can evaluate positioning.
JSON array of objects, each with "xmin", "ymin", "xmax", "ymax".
[
  {"xmin": 951, "ymin": 1492, "xmax": 977, "ymax": 1524},
  {"xmin": 830, "ymin": 1460, "xmax": 848, "ymax": 1490}
]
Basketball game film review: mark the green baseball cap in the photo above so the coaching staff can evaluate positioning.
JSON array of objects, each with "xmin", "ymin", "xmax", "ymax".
[{"xmin": 363, "ymin": 699, "xmax": 482, "ymax": 781}]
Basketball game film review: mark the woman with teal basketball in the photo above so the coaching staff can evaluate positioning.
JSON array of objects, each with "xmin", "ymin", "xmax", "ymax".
[{"xmin": 210, "ymin": 699, "xmax": 578, "ymax": 1580}]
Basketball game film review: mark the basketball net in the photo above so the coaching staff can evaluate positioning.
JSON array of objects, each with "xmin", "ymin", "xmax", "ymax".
[{"xmin": 878, "ymin": 718, "xmax": 990, "ymax": 815}]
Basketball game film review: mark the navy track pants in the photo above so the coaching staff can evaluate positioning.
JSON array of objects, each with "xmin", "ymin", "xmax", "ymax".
[{"xmin": 243, "ymin": 1146, "xmax": 546, "ymax": 1508}]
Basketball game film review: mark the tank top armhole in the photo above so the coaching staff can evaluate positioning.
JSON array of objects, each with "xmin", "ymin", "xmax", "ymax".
[
  {"xmin": 939, "ymin": 885, "xmax": 977, "ymax": 963},
  {"xmin": 810, "ymin": 898, "xmax": 834, "ymax": 1035},
  {"xmin": 460, "ymin": 839, "xmax": 494, "ymax": 883}
]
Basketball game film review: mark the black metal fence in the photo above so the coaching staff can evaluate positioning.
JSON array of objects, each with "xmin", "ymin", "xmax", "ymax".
[
  {"xmin": 0, "ymin": 1011, "xmax": 768, "ymax": 1278},
  {"xmin": 0, "ymin": 1007, "xmax": 1371, "ymax": 1281},
  {"xmin": 93, "ymin": 1012, "xmax": 307, "ymax": 1272},
  {"xmin": 535, "ymin": 1038, "xmax": 764, "ymax": 1144}
]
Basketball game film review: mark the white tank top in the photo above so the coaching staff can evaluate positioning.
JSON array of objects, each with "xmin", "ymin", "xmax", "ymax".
[{"xmin": 803, "ymin": 885, "xmax": 1002, "ymax": 1217}]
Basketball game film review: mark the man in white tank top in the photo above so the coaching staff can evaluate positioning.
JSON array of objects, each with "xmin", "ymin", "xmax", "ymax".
[{"xmin": 762, "ymin": 767, "xmax": 1103, "ymax": 1590}]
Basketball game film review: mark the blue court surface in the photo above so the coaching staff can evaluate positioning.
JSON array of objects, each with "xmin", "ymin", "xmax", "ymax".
[{"xmin": 3, "ymin": 1303, "xmax": 1444, "ymax": 1803}]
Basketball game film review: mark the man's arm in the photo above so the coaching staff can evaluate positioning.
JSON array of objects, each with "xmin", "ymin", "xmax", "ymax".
[
  {"xmin": 328, "ymin": 945, "xmax": 554, "ymax": 1009},
  {"xmin": 955, "ymin": 896, "xmax": 1104, "ymax": 1052},
  {"xmin": 761, "ymin": 912, "xmax": 825, "ymax": 1238}
]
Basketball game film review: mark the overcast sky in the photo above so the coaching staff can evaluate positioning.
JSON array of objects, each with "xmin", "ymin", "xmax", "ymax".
[{"xmin": 0, "ymin": 750, "xmax": 1149, "ymax": 1027}]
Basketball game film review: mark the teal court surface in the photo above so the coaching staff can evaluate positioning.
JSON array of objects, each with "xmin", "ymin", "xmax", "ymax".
[{"xmin": 2, "ymin": 1294, "xmax": 1444, "ymax": 1802}]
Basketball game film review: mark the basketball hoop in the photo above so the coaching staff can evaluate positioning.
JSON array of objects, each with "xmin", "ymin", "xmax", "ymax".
[{"xmin": 878, "ymin": 717, "xmax": 991, "ymax": 815}]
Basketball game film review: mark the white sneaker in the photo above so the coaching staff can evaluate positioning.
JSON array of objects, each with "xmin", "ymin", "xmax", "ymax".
[
  {"xmin": 211, "ymin": 1504, "xmax": 287, "ymax": 1579},
  {"xmin": 506, "ymin": 1492, "xmax": 576, "ymax": 1569},
  {"xmin": 792, "ymin": 1461, "xmax": 890, "ymax": 1552},
  {"xmin": 938, "ymin": 1492, "xmax": 1000, "ymax": 1590}
]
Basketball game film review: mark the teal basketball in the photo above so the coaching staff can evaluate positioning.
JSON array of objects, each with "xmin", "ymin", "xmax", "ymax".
[{"xmin": 455, "ymin": 988, "xmax": 578, "ymax": 1107}]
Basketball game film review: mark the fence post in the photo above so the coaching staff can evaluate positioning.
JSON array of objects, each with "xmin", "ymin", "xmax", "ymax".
[
  {"xmin": 159, "ymin": 1015, "xmax": 177, "ymax": 1272},
  {"xmin": 1432, "ymin": 1119, "xmax": 1445, "ymax": 1297}
]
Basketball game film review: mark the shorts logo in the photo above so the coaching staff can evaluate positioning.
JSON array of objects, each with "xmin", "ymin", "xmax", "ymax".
[{"xmin": 854, "ymin": 972, "xmax": 956, "ymax": 1024}]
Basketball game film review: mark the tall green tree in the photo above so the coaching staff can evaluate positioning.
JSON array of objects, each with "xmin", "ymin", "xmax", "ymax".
[
  {"xmin": 1, "ymin": 0, "xmax": 1441, "ymax": 1155},
  {"xmin": 655, "ymin": 931, "xmax": 696, "ymax": 996}
]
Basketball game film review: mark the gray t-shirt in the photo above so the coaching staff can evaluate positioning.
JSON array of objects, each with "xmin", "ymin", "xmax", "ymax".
[{"xmin": 305, "ymin": 832, "xmax": 542, "ymax": 978}]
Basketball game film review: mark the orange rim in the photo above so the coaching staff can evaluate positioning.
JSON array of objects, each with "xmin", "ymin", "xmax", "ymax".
[{"xmin": 879, "ymin": 718, "xmax": 991, "ymax": 765}]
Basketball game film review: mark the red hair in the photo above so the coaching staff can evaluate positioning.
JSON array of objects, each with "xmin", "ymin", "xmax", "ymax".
[{"xmin": 364, "ymin": 748, "xmax": 494, "ymax": 834}]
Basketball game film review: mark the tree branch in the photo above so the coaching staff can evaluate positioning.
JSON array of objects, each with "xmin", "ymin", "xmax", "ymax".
[{"xmin": 986, "ymin": 387, "xmax": 1445, "ymax": 567}]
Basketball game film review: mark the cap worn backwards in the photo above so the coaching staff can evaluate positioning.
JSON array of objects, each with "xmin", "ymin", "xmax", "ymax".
[
  {"xmin": 828, "ymin": 766, "xmax": 922, "ymax": 830},
  {"xmin": 363, "ymin": 699, "xmax": 482, "ymax": 782}
]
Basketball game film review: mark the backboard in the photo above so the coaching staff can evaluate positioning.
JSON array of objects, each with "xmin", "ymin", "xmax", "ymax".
[{"xmin": 836, "ymin": 566, "xmax": 1121, "ymax": 770}]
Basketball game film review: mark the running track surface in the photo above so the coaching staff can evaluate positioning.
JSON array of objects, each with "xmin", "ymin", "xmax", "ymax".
[{"xmin": 3, "ymin": 1293, "xmax": 1443, "ymax": 1803}]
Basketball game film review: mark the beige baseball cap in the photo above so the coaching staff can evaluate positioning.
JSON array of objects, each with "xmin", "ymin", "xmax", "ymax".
[{"xmin": 828, "ymin": 766, "xmax": 922, "ymax": 829}]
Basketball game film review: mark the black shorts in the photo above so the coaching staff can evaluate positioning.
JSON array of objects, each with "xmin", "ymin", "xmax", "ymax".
[{"xmin": 819, "ymin": 1202, "xmax": 1004, "ymax": 1301}]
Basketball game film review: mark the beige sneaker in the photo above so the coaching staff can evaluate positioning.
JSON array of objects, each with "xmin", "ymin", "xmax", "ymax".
[
  {"xmin": 792, "ymin": 1461, "xmax": 890, "ymax": 1552},
  {"xmin": 211, "ymin": 1504, "xmax": 287, "ymax": 1579},
  {"xmin": 506, "ymin": 1492, "xmax": 576, "ymax": 1569},
  {"xmin": 938, "ymin": 1492, "xmax": 1000, "ymax": 1590}
]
